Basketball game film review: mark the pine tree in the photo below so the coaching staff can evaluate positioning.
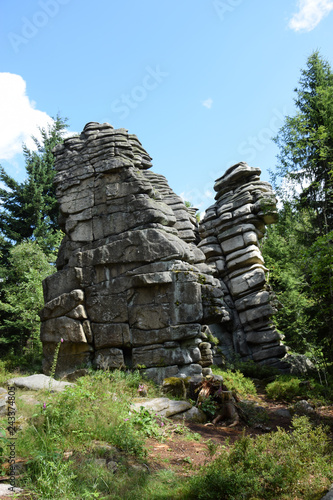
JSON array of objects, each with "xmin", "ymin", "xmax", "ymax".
[
  {"xmin": 0, "ymin": 114, "xmax": 68, "ymax": 256},
  {"xmin": 272, "ymin": 51, "xmax": 333, "ymax": 236},
  {"xmin": 267, "ymin": 51, "xmax": 333, "ymax": 360}
]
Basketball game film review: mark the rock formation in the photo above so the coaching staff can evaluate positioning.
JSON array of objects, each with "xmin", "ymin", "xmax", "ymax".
[
  {"xmin": 199, "ymin": 163, "xmax": 288, "ymax": 370},
  {"xmin": 40, "ymin": 122, "xmax": 289, "ymax": 381}
]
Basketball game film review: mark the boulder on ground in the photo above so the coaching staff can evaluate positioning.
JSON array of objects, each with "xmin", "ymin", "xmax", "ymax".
[{"xmin": 7, "ymin": 374, "xmax": 73, "ymax": 392}]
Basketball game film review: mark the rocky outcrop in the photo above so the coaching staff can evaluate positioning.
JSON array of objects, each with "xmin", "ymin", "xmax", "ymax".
[
  {"xmin": 40, "ymin": 122, "xmax": 230, "ymax": 381},
  {"xmin": 199, "ymin": 162, "xmax": 288, "ymax": 370},
  {"xmin": 40, "ymin": 122, "xmax": 288, "ymax": 381}
]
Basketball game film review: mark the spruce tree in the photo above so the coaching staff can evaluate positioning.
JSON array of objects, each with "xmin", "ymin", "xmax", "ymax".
[
  {"xmin": 266, "ymin": 51, "xmax": 333, "ymax": 360},
  {"xmin": 0, "ymin": 114, "xmax": 68, "ymax": 256},
  {"xmin": 273, "ymin": 51, "xmax": 333, "ymax": 236}
]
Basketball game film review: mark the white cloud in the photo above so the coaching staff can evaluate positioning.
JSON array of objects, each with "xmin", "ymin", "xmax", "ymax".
[
  {"xmin": 0, "ymin": 73, "xmax": 54, "ymax": 160},
  {"xmin": 202, "ymin": 98, "xmax": 213, "ymax": 109},
  {"xmin": 289, "ymin": 0, "xmax": 333, "ymax": 32}
]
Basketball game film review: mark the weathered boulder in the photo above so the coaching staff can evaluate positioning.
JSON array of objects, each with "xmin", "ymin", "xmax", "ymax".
[
  {"xmin": 7, "ymin": 375, "xmax": 73, "ymax": 392},
  {"xmin": 283, "ymin": 353, "xmax": 315, "ymax": 376},
  {"xmin": 0, "ymin": 484, "xmax": 23, "ymax": 497},
  {"xmin": 130, "ymin": 397, "xmax": 192, "ymax": 417},
  {"xmin": 172, "ymin": 406, "xmax": 207, "ymax": 423}
]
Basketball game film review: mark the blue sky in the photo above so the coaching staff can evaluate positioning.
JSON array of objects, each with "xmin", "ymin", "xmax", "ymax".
[{"xmin": 1, "ymin": 0, "xmax": 333, "ymax": 212}]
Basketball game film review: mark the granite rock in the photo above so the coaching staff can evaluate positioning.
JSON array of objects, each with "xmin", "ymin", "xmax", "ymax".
[{"xmin": 40, "ymin": 126, "xmax": 287, "ymax": 380}]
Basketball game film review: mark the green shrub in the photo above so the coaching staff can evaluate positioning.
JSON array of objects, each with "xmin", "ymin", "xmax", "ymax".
[
  {"xmin": 211, "ymin": 366, "xmax": 257, "ymax": 397},
  {"xmin": 184, "ymin": 416, "xmax": 333, "ymax": 499},
  {"xmin": 265, "ymin": 375, "xmax": 302, "ymax": 401},
  {"xmin": 265, "ymin": 375, "xmax": 333, "ymax": 403},
  {"xmin": 130, "ymin": 407, "xmax": 167, "ymax": 438},
  {"xmin": 199, "ymin": 395, "xmax": 218, "ymax": 417}
]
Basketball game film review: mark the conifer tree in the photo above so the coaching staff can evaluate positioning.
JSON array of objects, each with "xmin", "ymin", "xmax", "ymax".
[
  {"xmin": 273, "ymin": 51, "xmax": 333, "ymax": 236},
  {"xmin": 265, "ymin": 51, "xmax": 333, "ymax": 360},
  {"xmin": 0, "ymin": 115, "xmax": 68, "ymax": 256}
]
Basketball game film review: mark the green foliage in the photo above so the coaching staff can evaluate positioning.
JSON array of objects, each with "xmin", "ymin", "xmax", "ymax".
[
  {"xmin": 48, "ymin": 339, "xmax": 63, "ymax": 384},
  {"xmin": 0, "ymin": 115, "xmax": 67, "ymax": 256},
  {"xmin": 1, "ymin": 367, "xmax": 331, "ymax": 500},
  {"xmin": 264, "ymin": 52, "xmax": 333, "ymax": 360},
  {"xmin": 265, "ymin": 376, "xmax": 303, "ymax": 401},
  {"xmin": 265, "ymin": 374, "xmax": 333, "ymax": 404},
  {"xmin": 24, "ymin": 371, "xmax": 147, "ymax": 458},
  {"xmin": 262, "ymin": 204, "xmax": 333, "ymax": 357},
  {"xmin": 130, "ymin": 407, "xmax": 167, "ymax": 438},
  {"xmin": 0, "ymin": 240, "xmax": 55, "ymax": 356},
  {"xmin": 205, "ymin": 438, "xmax": 220, "ymax": 458},
  {"xmin": 261, "ymin": 207, "xmax": 315, "ymax": 352},
  {"xmin": 0, "ymin": 428, "xmax": 9, "ymax": 467},
  {"xmin": 234, "ymin": 358, "xmax": 278, "ymax": 379},
  {"xmin": 0, "ymin": 117, "xmax": 67, "ymax": 358},
  {"xmin": 206, "ymin": 332, "xmax": 219, "ymax": 345},
  {"xmin": 13, "ymin": 369, "xmax": 191, "ymax": 499},
  {"xmin": 272, "ymin": 51, "xmax": 333, "ymax": 235},
  {"xmin": 184, "ymin": 416, "xmax": 333, "ymax": 499},
  {"xmin": 25, "ymin": 453, "xmax": 78, "ymax": 500},
  {"xmin": 211, "ymin": 366, "xmax": 257, "ymax": 397},
  {"xmin": 199, "ymin": 396, "xmax": 218, "ymax": 417}
]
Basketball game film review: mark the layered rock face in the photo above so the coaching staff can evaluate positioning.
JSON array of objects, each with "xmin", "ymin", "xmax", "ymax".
[
  {"xmin": 199, "ymin": 163, "xmax": 288, "ymax": 370},
  {"xmin": 40, "ymin": 123, "xmax": 288, "ymax": 380},
  {"xmin": 40, "ymin": 122, "xmax": 229, "ymax": 381}
]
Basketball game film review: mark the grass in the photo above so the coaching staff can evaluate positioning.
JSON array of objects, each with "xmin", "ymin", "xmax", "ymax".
[
  {"xmin": 0, "ymin": 368, "xmax": 199, "ymax": 499},
  {"xmin": 1, "ymin": 365, "xmax": 333, "ymax": 499}
]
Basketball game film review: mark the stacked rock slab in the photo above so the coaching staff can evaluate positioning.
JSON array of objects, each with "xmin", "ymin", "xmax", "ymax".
[
  {"xmin": 40, "ymin": 122, "xmax": 230, "ymax": 382},
  {"xmin": 199, "ymin": 162, "xmax": 288, "ymax": 370}
]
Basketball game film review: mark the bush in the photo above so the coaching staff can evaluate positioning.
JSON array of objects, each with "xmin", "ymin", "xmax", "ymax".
[
  {"xmin": 184, "ymin": 416, "xmax": 333, "ymax": 499},
  {"xmin": 211, "ymin": 366, "xmax": 257, "ymax": 397},
  {"xmin": 265, "ymin": 375, "xmax": 333, "ymax": 404},
  {"xmin": 0, "ymin": 240, "xmax": 56, "ymax": 356},
  {"xmin": 265, "ymin": 376, "xmax": 302, "ymax": 401}
]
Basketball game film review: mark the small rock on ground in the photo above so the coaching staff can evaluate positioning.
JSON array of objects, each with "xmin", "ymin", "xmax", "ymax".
[
  {"xmin": 273, "ymin": 408, "xmax": 292, "ymax": 418},
  {"xmin": 131, "ymin": 397, "xmax": 192, "ymax": 417}
]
